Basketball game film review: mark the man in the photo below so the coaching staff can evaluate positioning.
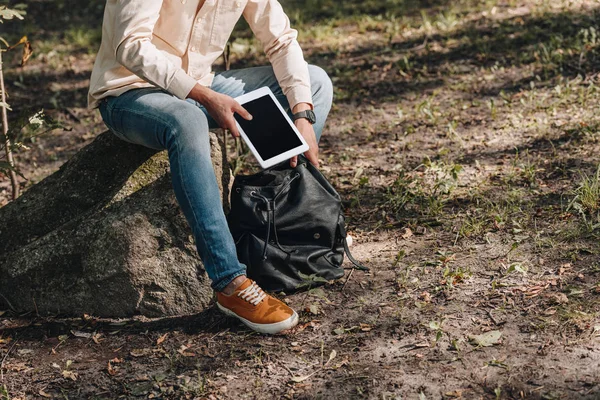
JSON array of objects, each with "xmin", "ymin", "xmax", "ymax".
[{"xmin": 88, "ymin": 0, "xmax": 333, "ymax": 334}]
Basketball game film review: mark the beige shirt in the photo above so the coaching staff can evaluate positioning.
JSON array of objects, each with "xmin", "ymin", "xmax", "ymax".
[{"xmin": 88, "ymin": 0, "xmax": 312, "ymax": 109}]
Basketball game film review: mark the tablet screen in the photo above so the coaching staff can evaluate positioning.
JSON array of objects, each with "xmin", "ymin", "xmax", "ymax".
[{"xmin": 234, "ymin": 95, "xmax": 303, "ymax": 161}]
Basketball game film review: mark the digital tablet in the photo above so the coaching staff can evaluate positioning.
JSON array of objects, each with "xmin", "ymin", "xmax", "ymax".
[{"xmin": 234, "ymin": 87, "xmax": 309, "ymax": 169}]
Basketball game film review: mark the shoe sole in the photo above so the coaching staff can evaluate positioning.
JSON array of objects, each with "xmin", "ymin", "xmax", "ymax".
[{"xmin": 216, "ymin": 303, "xmax": 299, "ymax": 334}]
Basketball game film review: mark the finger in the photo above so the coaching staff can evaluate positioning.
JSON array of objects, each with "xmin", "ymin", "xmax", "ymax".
[
  {"xmin": 233, "ymin": 103, "xmax": 253, "ymax": 121},
  {"xmin": 226, "ymin": 117, "xmax": 241, "ymax": 137},
  {"xmin": 290, "ymin": 155, "xmax": 298, "ymax": 168},
  {"xmin": 306, "ymin": 151, "xmax": 319, "ymax": 168}
]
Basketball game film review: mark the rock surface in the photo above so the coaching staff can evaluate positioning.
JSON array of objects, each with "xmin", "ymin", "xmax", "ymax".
[{"xmin": 0, "ymin": 131, "xmax": 230, "ymax": 317}]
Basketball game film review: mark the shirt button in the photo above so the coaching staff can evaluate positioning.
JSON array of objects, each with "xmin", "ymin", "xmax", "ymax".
[
  {"xmin": 235, "ymin": 1, "xmax": 242, "ymax": 8},
  {"xmin": 190, "ymin": 46, "xmax": 198, "ymax": 52}
]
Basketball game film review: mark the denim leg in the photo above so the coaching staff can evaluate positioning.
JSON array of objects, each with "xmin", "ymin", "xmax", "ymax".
[
  {"xmin": 99, "ymin": 88, "xmax": 246, "ymax": 291},
  {"xmin": 189, "ymin": 64, "xmax": 334, "ymax": 141}
]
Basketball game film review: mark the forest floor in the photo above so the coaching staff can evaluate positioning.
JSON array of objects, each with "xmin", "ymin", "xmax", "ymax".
[{"xmin": 2, "ymin": 0, "xmax": 600, "ymax": 398}]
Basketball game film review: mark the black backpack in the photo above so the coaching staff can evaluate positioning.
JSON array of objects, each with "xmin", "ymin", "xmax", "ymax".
[{"xmin": 227, "ymin": 156, "xmax": 368, "ymax": 292}]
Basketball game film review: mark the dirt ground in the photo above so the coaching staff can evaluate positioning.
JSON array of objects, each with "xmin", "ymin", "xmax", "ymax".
[{"xmin": 2, "ymin": 0, "xmax": 600, "ymax": 398}]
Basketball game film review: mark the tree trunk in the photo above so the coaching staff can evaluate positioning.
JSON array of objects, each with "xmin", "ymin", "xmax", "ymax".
[{"xmin": 0, "ymin": 131, "xmax": 231, "ymax": 318}]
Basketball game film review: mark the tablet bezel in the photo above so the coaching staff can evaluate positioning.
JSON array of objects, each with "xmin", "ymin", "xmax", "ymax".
[{"xmin": 234, "ymin": 87, "xmax": 309, "ymax": 169}]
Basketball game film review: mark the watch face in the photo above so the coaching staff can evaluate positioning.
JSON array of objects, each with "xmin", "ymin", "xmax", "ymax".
[{"xmin": 294, "ymin": 110, "xmax": 317, "ymax": 124}]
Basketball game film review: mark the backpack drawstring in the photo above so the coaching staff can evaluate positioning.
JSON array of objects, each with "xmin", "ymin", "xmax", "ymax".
[{"xmin": 250, "ymin": 172, "xmax": 301, "ymax": 260}]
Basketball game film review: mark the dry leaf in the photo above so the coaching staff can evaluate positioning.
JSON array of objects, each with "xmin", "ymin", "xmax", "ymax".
[
  {"xmin": 419, "ymin": 291, "xmax": 432, "ymax": 303},
  {"xmin": 21, "ymin": 40, "xmax": 32, "ymax": 66},
  {"xmin": 156, "ymin": 333, "xmax": 168, "ymax": 346},
  {"xmin": 92, "ymin": 333, "xmax": 103, "ymax": 344},
  {"xmin": 62, "ymin": 370, "xmax": 78, "ymax": 381},
  {"xmin": 177, "ymin": 345, "xmax": 195, "ymax": 357},
  {"xmin": 327, "ymin": 350, "xmax": 337, "ymax": 364},
  {"xmin": 71, "ymin": 330, "xmax": 92, "ymax": 339},
  {"xmin": 469, "ymin": 330, "xmax": 502, "ymax": 347},
  {"xmin": 130, "ymin": 348, "xmax": 151, "ymax": 358},
  {"xmin": 38, "ymin": 390, "xmax": 52, "ymax": 398},
  {"xmin": 290, "ymin": 370, "xmax": 318, "ymax": 383},
  {"xmin": 107, "ymin": 360, "xmax": 117, "ymax": 376},
  {"xmin": 545, "ymin": 292, "xmax": 568, "ymax": 305}
]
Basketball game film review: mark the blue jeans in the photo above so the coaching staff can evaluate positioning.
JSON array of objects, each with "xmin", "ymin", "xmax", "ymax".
[{"xmin": 98, "ymin": 65, "xmax": 333, "ymax": 291}]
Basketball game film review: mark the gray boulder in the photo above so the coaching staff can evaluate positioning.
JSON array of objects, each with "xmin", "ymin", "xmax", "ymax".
[{"xmin": 0, "ymin": 131, "xmax": 231, "ymax": 317}]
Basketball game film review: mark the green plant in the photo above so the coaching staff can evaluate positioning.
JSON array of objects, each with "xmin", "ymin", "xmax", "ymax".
[
  {"xmin": 0, "ymin": 384, "xmax": 8, "ymax": 400},
  {"xmin": 0, "ymin": 6, "xmax": 62, "ymax": 200},
  {"xmin": 0, "ymin": 5, "xmax": 27, "ymax": 199},
  {"xmin": 384, "ymin": 158, "xmax": 462, "ymax": 218},
  {"xmin": 568, "ymin": 165, "xmax": 600, "ymax": 232}
]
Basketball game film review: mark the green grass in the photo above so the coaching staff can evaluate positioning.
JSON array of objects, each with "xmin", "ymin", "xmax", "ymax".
[{"xmin": 568, "ymin": 165, "xmax": 600, "ymax": 233}]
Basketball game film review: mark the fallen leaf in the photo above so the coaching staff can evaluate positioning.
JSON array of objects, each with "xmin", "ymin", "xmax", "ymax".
[
  {"xmin": 469, "ymin": 330, "xmax": 502, "ymax": 347},
  {"xmin": 156, "ymin": 333, "xmax": 168, "ymax": 346},
  {"xmin": 71, "ymin": 330, "xmax": 92, "ymax": 339},
  {"xmin": 107, "ymin": 360, "xmax": 117, "ymax": 376},
  {"xmin": 130, "ymin": 348, "xmax": 151, "ymax": 358},
  {"xmin": 135, "ymin": 374, "xmax": 150, "ymax": 381},
  {"xmin": 401, "ymin": 228, "xmax": 413, "ymax": 239},
  {"xmin": 445, "ymin": 390, "xmax": 463, "ymax": 398},
  {"xmin": 545, "ymin": 292, "xmax": 569, "ymax": 304},
  {"xmin": 419, "ymin": 292, "xmax": 432, "ymax": 303},
  {"xmin": 177, "ymin": 345, "xmax": 195, "ymax": 357},
  {"xmin": 290, "ymin": 370, "xmax": 318, "ymax": 383},
  {"xmin": 38, "ymin": 389, "xmax": 52, "ymax": 398},
  {"xmin": 0, "ymin": 337, "xmax": 12, "ymax": 344},
  {"xmin": 92, "ymin": 333, "xmax": 104, "ymax": 344},
  {"xmin": 327, "ymin": 350, "xmax": 337, "ymax": 364},
  {"xmin": 62, "ymin": 370, "xmax": 78, "ymax": 381}
]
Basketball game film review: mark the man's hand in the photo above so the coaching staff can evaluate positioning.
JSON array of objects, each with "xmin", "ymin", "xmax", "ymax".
[
  {"xmin": 188, "ymin": 84, "xmax": 252, "ymax": 137},
  {"xmin": 290, "ymin": 102, "xmax": 319, "ymax": 168}
]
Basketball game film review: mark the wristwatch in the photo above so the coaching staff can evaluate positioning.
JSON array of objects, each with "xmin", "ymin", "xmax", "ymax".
[{"xmin": 292, "ymin": 109, "xmax": 317, "ymax": 125}]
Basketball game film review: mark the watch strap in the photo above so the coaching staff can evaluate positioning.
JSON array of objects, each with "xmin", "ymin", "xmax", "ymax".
[{"xmin": 292, "ymin": 110, "xmax": 316, "ymax": 124}]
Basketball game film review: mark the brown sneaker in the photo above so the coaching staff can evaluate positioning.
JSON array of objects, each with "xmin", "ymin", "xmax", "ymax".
[{"xmin": 216, "ymin": 278, "xmax": 298, "ymax": 334}]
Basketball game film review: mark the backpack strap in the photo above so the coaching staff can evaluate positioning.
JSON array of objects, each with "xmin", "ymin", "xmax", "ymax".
[{"xmin": 337, "ymin": 217, "xmax": 370, "ymax": 272}]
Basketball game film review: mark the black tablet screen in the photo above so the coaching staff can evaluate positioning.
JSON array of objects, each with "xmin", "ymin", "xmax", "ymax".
[{"xmin": 234, "ymin": 95, "xmax": 303, "ymax": 161}]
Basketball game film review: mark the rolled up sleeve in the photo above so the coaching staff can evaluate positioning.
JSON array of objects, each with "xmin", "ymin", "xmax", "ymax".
[
  {"xmin": 243, "ymin": 0, "xmax": 313, "ymax": 109},
  {"xmin": 112, "ymin": 0, "xmax": 197, "ymax": 99}
]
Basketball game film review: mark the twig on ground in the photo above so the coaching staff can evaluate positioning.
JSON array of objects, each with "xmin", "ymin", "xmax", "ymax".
[
  {"xmin": 486, "ymin": 309, "xmax": 505, "ymax": 326},
  {"xmin": 0, "ymin": 338, "xmax": 18, "ymax": 383},
  {"xmin": 209, "ymin": 328, "xmax": 229, "ymax": 341},
  {"xmin": 341, "ymin": 268, "xmax": 354, "ymax": 292},
  {"xmin": 0, "ymin": 292, "xmax": 16, "ymax": 313},
  {"xmin": 64, "ymin": 108, "xmax": 81, "ymax": 123},
  {"xmin": 278, "ymin": 360, "xmax": 294, "ymax": 376}
]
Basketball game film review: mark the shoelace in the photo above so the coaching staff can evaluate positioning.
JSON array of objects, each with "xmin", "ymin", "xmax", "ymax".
[{"xmin": 238, "ymin": 281, "xmax": 267, "ymax": 306}]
